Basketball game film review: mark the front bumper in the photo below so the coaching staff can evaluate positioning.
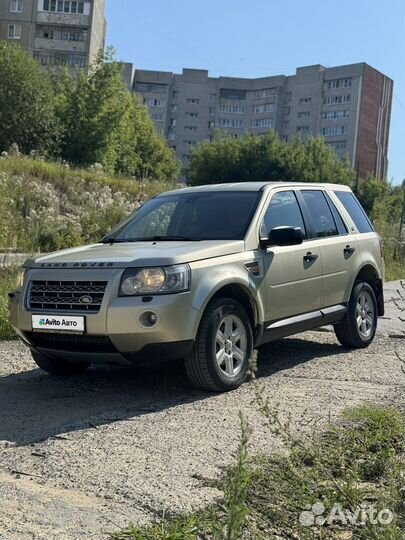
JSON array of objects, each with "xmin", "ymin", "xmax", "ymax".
[{"xmin": 8, "ymin": 268, "xmax": 200, "ymax": 365}]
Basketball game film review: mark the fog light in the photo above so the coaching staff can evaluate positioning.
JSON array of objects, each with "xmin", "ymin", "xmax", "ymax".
[{"xmin": 138, "ymin": 311, "xmax": 159, "ymax": 328}]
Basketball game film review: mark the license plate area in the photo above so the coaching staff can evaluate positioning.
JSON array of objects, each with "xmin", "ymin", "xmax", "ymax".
[{"xmin": 32, "ymin": 315, "xmax": 85, "ymax": 334}]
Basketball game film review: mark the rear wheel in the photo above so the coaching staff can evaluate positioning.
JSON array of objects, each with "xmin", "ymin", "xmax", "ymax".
[
  {"xmin": 31, "ymin": 350, "xmax": 90, "ymax": 375},
  {"xmin": 185, "ymin": 298, "xmax": 253, "ymax": 392},
  {"xmin": 334, "ymin": 281, "xmax": 377, "ymax": 348}
]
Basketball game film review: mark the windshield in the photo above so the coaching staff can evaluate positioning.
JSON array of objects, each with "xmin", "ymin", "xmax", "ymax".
[{"xmin": 105, "ymin": 191, "xmax": 261, "ymax": 242}]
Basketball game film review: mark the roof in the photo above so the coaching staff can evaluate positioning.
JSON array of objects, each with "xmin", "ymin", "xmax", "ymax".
[{"xmin": 158, "ymin": 182, "xmax": 352, "ymax": 196}]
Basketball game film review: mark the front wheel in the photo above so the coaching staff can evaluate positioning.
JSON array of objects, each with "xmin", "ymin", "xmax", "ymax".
[
  {"xmin": 334, "ymin": 281, "xmax": 378, "ymax": 348},
  {"xmin": 31, "ymin": 350, "xmax": 90, "ymax": 375},
  {"xmin": 185, "ymin": 298, "xmax": 253, "ymax": 392}
]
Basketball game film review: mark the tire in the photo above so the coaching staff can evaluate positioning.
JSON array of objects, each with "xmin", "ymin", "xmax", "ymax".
[
  {"xmin": 31, "ymin": 350, "xmax": 90, "ymax": 376},
  {"xmin": 185, "ymin": 297, "xmax": 253, "ymax": 392},
  {"xmin": 334, "ymin": 281, "xmax": 378, "ymax": 348}
]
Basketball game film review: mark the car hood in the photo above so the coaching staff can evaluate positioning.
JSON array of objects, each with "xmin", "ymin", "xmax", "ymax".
[{"xmin": 26, "ymin": 240, "xmax": 245, "ymax": 269}]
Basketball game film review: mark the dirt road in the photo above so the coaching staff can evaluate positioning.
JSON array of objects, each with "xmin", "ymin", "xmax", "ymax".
[{"xmin": 0, "ymin": 281, "xmax": 403, "ymax": 540}]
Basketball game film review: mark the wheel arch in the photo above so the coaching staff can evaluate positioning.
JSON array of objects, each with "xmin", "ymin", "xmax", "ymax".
[
  {"xmin": 353, "ymin": 263, "xmax": 384, "ymax": 316},
  {"xmin": 193, "ymin": 280, "xmax": 263, "ymax": 342}
]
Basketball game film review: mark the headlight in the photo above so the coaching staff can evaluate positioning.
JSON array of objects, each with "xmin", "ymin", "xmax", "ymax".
[
  {"xmin": 120, "ymin": 265, "xmax": 190, "ymax": 296},
  {"xmin": 15, "ymin": 269, "xmax": 27, "ymax": 290}
]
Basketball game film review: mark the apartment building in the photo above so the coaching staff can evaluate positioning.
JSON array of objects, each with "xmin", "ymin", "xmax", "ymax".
[
  {"xmin": 0, "ymin": 0, "xmax": 106, "ymax": 70},
  {"xmin": 122, "ymin": 63, "xmax": 393, "ymax": 180}
]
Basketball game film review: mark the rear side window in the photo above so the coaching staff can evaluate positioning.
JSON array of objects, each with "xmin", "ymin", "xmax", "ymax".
[
  {"xmin": 334, "ymin": 191, "xmax": 374, "ymax": 233},
  {"xmin": 325, "ymin": 192, "xmax": 348, "ymax": 235},
  {"xmin": 302, "ymin": 190, "xmax": 338, "ymax": 238}
]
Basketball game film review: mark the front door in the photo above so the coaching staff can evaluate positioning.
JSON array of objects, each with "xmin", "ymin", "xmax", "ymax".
[{"xmin": 262, "ymin": 190, "xmax": 322, "ymax": 323}]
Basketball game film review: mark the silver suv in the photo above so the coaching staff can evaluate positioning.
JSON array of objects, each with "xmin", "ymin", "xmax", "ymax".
[{"xmin": 9, "ymin": 182, "xmax": 384, "ymax": 392}]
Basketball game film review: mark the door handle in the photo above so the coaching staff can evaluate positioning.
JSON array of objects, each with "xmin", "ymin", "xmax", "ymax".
[
  {"xmin": 303, "ymin": 252, "xmax": 319, "ymax": 262},
  {"xmin": 344, "ymin": 245, "xmax": 356, "ymax": 255}
]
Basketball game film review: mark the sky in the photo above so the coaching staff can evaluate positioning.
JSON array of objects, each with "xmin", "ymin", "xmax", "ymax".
[{"xmin": 106, "ymin": 0, "xmax": 405, "ymax": 185}]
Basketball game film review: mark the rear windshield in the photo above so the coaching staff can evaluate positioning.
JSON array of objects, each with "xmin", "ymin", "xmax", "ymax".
[
  {"xmin": 109, "ymin": 191, "xmax": 262, "ymax": 241},
  {"xmin": 334, "ymin": 191, "xmax": 374, "ymax": 233}
]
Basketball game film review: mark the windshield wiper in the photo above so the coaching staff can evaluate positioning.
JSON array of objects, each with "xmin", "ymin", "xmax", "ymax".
[
  {"xmin": 149, "ymin": 235, "xmax": 200, "ymax": 241},
  {"xmin": 100, "ymin": 238, "xmax": 129, "ymax": 244},
  {"xmin": 101, "ymin": 235, "xmax": 200, "ymax": 244}
]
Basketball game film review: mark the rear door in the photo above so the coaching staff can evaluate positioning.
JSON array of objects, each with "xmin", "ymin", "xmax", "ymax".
[
  {"xmin": 261, "ymin": 189, "xmax": 322, "ymax": 322},
  {"xmin": 298, "ymin": 189, "xmax": 362, "ymax": 308}
]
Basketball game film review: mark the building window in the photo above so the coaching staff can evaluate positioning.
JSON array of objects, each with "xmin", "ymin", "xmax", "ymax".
[
  {"xmin": 253, "ymin": 103, "xmax": 275, "ymax": 114},
  {"xmin": 323, "ymin": 95, "xmax": 351, "ymax": 106},
  {"xmin": 33, "ymin": 51, "xmax": 86, "ymax": 67},
  {"xmin": 173, "ymin": 91, "xmax": 178, "ymax": 99},
  {"xmin": 185, "ymin": 111, "xmax": 199, "ymax": 118},
  {"xmin": 326, "ymin": 141, "xmax": 347, "ymax": 151},
  {"xmin": 183, "ymin": 140, "xmax": 196, "ymax": 147},
  {"xmin": 136, "ymin": 82, "xmax": 167, "ymax": 93},
  {"xmin": 10, "ymin": 0, "xmax": 23, "ymax": 13},
  {"xmin": 219, "ymin": 118, "xmax": 244, "ymax": 128},
  {"xmin": 219, "ymin": 104, "xmax": 245, "ymax": 114},
  {"xmin": 208, "ymin": 121, "xmax": 215, "ymax": 129},
  {"xmin": 209, "ymin": 107, "xmax": 216, "ymax": 116},
  {"xmin": 184, "ymin": 126, "xmax": 197, "ymax": 132},
  {"xmin": 321, "ymin": 126, "xmax": 346, "ymax": 136},
  {"xmin": 168, "ymin": 133, "xmax": 176, "ymax": 141},
  {"xmin": 171, "ymin": 105, "xmax": 178, "ymax": 112},
  {"xmin": 151, "ymin": 113, "xmax": 164, "ymax": 121},
  {"xmin": 251, "ymin": 118, "xmax": 273, "ymax": 128},
  {"xmin": 298, "ymin": 111, "xmax": 311, "ymax": 119},
  {"xmin": 321, "ymin": 110, "xmax": 350, "ymax": 120},
  {"xmin": 253, "ymin": 88, "xmax": 277, "ymax": 99},
  {"xmin": 299, "ymin": 97, "xmax": 312, "ymax": 105},
  {"xmin": 170, "ymin": 119, "xmax": 176, "ymax": 127},
  {"xmin": 62, "ymin": 28, "xmax": 87, "ymax": 41},
  {"xmin": 297, "ymin": 125, "xmax": 310, "ymax": 133},
  {"xmin": 144, "ymin": 98, "xmax": 166, "ymax": 108},
  {"xmin": 220, "ymin": 89, "xmax": 247, "ymax": 100},
  {"xmin": 325, "ymin": 78, "xmax": 352, "ymax": 90},
  {"xmin": 284, "ymin": 106, "xmax": 291, "ymax": 115},
  {"xmin": 187, "ymin": 98, "xmax": 200, "ymax": 104},
  {"xmin": 42, "ymin": 0, "xmax": 85, "ymax": 13},
  {"xmin": 8, "ymin": 24, "xmax": 21, "ymax": 39},
  {"xmin": 210, "ymin": 94, "xmax": 217, "ymax": 101}
]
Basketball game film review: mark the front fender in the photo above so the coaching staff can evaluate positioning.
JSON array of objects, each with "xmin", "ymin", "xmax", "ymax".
[{"xmin": 190, "ymin": 262, "xmax": 265, "ymax": 328}]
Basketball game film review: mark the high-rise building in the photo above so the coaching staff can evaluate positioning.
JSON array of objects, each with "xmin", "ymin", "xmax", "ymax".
[
  {"xmin": 0, "ymin": 0, "xmax": 106, "ymax": 70},
  {"xmin": 122, "ymin": 62, "xmax": 393, "ymax": 180}
]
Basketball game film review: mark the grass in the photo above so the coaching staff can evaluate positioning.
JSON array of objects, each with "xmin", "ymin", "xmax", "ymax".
[
  {"xmin": 0, "ymin": 266, "xmax": 19, "ymax": 340},
  {"xmin": 112, "ymin": 405, "xmax": 405, "ymax": 540},
  {"xmin": 0, "ymin": 154, "xmax": 173, "ymax": 199}
]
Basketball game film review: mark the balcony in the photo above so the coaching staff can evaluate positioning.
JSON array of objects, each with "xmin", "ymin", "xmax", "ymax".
[
  {"xmin": 36, "ymin": 12, "xmax": 89, "ymax": 26},
  {"xmin": 35, "ymin": 37, "xmax": 87, "ymax": 52}
]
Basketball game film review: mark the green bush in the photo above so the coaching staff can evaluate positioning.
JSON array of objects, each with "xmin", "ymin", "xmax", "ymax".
[{"xmin": 0, "ymin": 267, "xmax": 18, "ymax": 340}]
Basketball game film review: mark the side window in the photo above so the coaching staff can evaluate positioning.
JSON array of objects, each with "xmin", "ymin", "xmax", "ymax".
[
  {"xmin": 334, "ymin": 191, "xmax": 374, "ymax": 233},
  {"xmin": 264, "ymin": 191, "xmax": 306, "ymax": 237},
  {"xmin": 325, "ymin": 192, "xmax": 348, "ymax": 235},
  {"xmin": 302, "ymin": 190, "xmax": 338, "ymax": 238}
]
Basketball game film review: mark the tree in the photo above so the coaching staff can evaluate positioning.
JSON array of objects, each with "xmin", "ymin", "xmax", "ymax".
[
  {"xmin": 55, "ymin": 51, "xmax": 180, "ymax": 181},
  {"xmin": 0, "ymin": 42, "xmax": 56, "ymax": 154},
  {"xmin": 187, "ymin": 131, "xmax": 356, "ymax": 187}
]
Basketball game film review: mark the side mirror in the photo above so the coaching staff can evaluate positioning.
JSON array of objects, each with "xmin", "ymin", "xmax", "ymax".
[{"xmin": 261, "ymin": 226, "xmax": 304, "ymax": 248}]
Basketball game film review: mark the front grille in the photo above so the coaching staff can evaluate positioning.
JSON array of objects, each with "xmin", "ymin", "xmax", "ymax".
[
  {"xmin": 28, "ymin": 280, "xmax": 108, "ymax": 313},
  {"xmin": 25, "ymin": 332, "xmax": 117, "ymax": 353}
]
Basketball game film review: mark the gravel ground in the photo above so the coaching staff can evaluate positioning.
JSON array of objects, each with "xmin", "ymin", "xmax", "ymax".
[{"xmin": 0, "ymin": 281, "xmax": 404, "ymax": 540}]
